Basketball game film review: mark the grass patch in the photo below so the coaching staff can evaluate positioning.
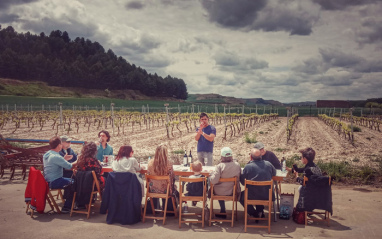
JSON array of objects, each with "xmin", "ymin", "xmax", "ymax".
[
  {"xmin": 348, "ymin": 125, "xmax": 362, "ymax": 132},
  {"xmin": 276, "ymin": 120, "xmax": 281, "ymax": 123},
  {"xmin": 259, "ymin": 131, "xmax": 264, "ymax": 134},
  {"xmin": 172, "ymin": 149, "xmax": 185, "ymax": 155},
  {"xmin": 316, "ymin": 160, "xmax": 352, "ymax": 182},
  {"xmin": 274, "ymin": 148, "xmax": 287, "ymax": 152},
  {"xmin": 244, "ymin": 132, "xmax": 257, "ymax": 144},
  {"xmin": 352, "ymin": 157, "xmax": 360, "ymax": 163}
]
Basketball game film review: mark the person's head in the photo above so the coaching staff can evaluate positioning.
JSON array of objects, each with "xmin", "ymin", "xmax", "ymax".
[
  {"xmin": 116, "ymin": 145, "xmax": 133, "ymax": 161},
  {"xmin": 153, "ymin": 145, "xmax": 169, "ymax": 175},
  {"xmin": 220, "ymin": 147, "xmax": 233, "ymax": 163},
  {"xmin": 253, "ymin": 142, "xmax": 266, "ymax": 156},
  {"xmin": 98, "ymin": 130, "xmax": 110, "ymax": 142},
  {"xmin": 299, "ymin": 147, "xmax": 315, "ymax": 164},
  {"xmin": 60, "ymin": 135, "xmax": 72, "ymax": 150},
  {"xmin": 191, "ymin": 160, "xmax": 203, "ymax": 173},
  {"xmin": 199, "ymin": 112, "xmax": 209, "ymax": 126},
  {"xmin": 49, "ymin": 136, "xmax": 62, "ymax": 151},
  {"xmin": 79, "ymin": 142, "xmax": 97, "ymax": 161},
  {"xmin": 250, "ymin": 148, "xmax": 262, "ymax": 161}
]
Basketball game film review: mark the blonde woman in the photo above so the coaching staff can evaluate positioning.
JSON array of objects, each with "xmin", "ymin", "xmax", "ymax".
[{"xmin": 146, "ymin": 145, "xmax": 177, "ymax": 212}]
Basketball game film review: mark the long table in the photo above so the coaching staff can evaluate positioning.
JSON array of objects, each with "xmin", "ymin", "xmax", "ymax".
[{"xmin": 101, "ymin": 164, "xmax": 287, "ymax": 221}]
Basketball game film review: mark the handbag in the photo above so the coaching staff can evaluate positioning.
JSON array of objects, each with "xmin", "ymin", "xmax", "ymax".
[{"xmin": 292, "ymin": 207, "xmax": 305, "ymax": 224}]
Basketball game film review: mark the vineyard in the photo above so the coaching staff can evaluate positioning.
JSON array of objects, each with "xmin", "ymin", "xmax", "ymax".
[{"xmin": 1, "ymin": 108, "xmax": 382, "ymax": 171}]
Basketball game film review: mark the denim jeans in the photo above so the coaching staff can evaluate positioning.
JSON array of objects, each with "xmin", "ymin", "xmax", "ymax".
[
  {"xmin": 50, "ymin": 177, "xmax": 73, "ymax": 209},
  {"xmin": 197, "ymin": 152, "xmax": 213, "ymax": 166}
]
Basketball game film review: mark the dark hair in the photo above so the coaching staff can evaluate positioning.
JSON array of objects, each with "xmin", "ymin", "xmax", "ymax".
[
  {"xmin": 77, "ymin": 142, "xmax": 97, "ymax": 169},
  {"xmin": 49, "ymin": 136, "xmax": 61, "ymax": 149},
  {"xmin": 98, "ymin": 130, "xmax": 111, "ymax": 142},
  {"xmin": 299, "ymin": 147, "xmax": 316, "ymax": 162},
  {"xmin": 115, "ymin": 145, "xmax": 133, "ymax": 161},
  {"xmin": 221, "ymin": 156, "xmax": 233, "ymax": 163},
  {"xmin": 199, "ymin": 112, "xmax": 208, "ymax": 119}
]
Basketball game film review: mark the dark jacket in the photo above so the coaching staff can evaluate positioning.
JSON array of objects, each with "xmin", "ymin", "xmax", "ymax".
[
  {"xmin": 24, "ymin": 167, "xmax": 49, "ymax": 213},
  {"xmin": 185, "ymin": 175, "xmax": 206, "ymax": 196},
  {"xmin": 304, "ymin": 175, "xmax": 333, "ymax": 214},
  {"xmin": 73, "ymin": 171, "xmax": 94, "ymax": 206},
  {"xmin": 60, "ymin": 148, "xmax": 77, "ymax": 178},
  {"xmin": 100, "ymin": 172, "xmax": 142, "ymax": 225}
]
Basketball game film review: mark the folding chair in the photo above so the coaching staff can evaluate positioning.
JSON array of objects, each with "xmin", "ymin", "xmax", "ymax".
[
  {"xmin": 304, "ymin": 176, "xmax": 331, "ymax": 226},
  {"xmin": 209, "ymin": 177, "xmax": 238, "ymax": 227},
  {"xmin": 70, "ymin": 171, "xmax": 102, "ymax": 219},
  {"xmin": 244, "ymin": 179, "xmax": 273, "ymax": 234},
  {"xmin": 142, "ymin": 174, "xmax": 178, "ymax": 225},
  {"xmin": 178, "ymin": 176, "xmax": 207, "ymax": 228},
  {"xmin": 46, "ymin": 188, "xmax": 64, "ymax": 214}
]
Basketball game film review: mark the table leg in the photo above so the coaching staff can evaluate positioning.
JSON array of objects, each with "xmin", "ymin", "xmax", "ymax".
[{"xmin": 273, "ymin": 180, "xmax": 280, "ymax": 222}]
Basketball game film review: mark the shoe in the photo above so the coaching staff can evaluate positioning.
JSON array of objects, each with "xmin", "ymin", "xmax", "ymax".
[
  {"xmin": 74, "ymin": 205, "xmax": 86, "ymax": 211},
  {"xmin": 216, "ymin": 214, "xmax": 227, "ymax": 219},
  {"xmin": 61, "ymin": 207, "xmax": 71, "ymax": 214},
  {"xmin": 192, "ymin": 201, "xmax": 197, "ymax": 206}
]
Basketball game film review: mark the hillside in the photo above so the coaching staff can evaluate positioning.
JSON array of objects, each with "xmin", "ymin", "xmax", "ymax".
[{"xmin": 187, "ymin": 93, "xmax": 283, "ymax": 106}]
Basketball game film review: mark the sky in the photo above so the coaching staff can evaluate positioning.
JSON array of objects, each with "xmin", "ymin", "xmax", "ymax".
[{"xmin": 1, "ymin": 0, "xmax": 382, "ymax": 103}]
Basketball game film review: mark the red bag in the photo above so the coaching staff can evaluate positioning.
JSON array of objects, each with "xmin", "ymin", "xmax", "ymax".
[{"xmin": 292, "ymin": 207, "xmax": 305, "ymax": 224}]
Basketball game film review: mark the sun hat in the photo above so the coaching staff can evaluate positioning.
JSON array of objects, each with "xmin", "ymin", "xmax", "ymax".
[
  {"xmin": 221, "ymin": 147, "xmax": 233, "ymax": 157},
  {"xmin": 60, "ymin": 135, "xmax": 72, "ymax": 142},
  {"xmin": 253, "ymin": 142, "xmax": 265, "ymax": 149}
]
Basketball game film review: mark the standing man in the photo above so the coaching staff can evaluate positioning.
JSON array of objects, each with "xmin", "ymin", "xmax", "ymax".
[
  {"xmin": 59, "ymin": 135, "xmax": 77, "ymax": 178},
  {"xmin": 43, "ymin": 136, "xmax": 78, "ymax": 213},
  {"xmin": 96, "ymin": 130, "xmax": 113, "ymax": 162},
  {"xmin": 195, "ymin": 112, "xmax": 216, "ymax": 166},
  {"xmin": 253, "ymin": 142, "xmax": 281, "ymax": 170},
  {"xmin": 240, "ymin": 148, "xmax": 276, "ymax": 219}
]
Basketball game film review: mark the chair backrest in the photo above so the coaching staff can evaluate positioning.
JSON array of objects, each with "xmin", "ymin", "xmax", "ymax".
[
  {"xmin": 210, "ymin": 176, "xmax": 237, "ymax": 196},
  {"xmin": 145, "ymin": 174, "xmax": 171, "ymax": 196},
  {"xmin": 179, "ymin": 176, "xmax": 207, "ymax": 196},
  {"xmin": 244, "ymin": 179, "xmax": 273, "ymax": 201},
  {"xmin": 303, "ymin": 176, "xmax": 332, "ymax": 186}
]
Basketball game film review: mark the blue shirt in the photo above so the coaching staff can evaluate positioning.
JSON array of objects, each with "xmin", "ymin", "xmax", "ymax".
[
  {"xmin": 97, "ymin": 143, "xmax": 113, "ymax": 162},
  {"xmin": 196, "ymin": 125, "xmax": 216, "ymax": 153},
  {"xmin": 43, "ymin": 150, "xmax": 73, "ymax": 182}
]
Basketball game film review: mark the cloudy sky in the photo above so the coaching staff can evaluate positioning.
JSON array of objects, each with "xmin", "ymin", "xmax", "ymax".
[{"xmin": 1, "ymin": 0, "xmax": 382, "ymax": 103}]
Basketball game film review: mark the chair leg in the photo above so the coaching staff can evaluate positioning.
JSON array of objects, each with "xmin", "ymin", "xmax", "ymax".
[
  {"xmin": 163, "ymin": 197, "xmax": 169, "ymax": 225},
  {"xmin": 178, "ymin": 198, "xmax": 182, "ymax": 228},
  {"xmin": 48, "ymin": 191, "xmax": 61, "ymax": 213},
  {"xmin": 209, "ymin": 198, "xmax": 213, "ymax": 226},
  {"xmin": 70, "ymin": 192, "xmax": 77, "ymax": 217},
  {"xmin": 142, "ymin": 196, "xmax": 149, "ymax": 223},
  {"xmin": 87, "ymin": 193, "xmax": 94, "ymax": 219},
  {"xmin": 172, "ymin": 197, "xmax": 178, "ymax": 218},
  {"xmin": 244, "ymin": 203, "xmax": 248, "ymax": 233}
]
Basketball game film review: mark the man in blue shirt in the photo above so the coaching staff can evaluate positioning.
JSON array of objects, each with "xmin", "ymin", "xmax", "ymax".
[
  {"xmin": 195, "ymin": 112, "xmax": 216, "ymax": 166},
  {"xmin": 43, "ymin": 136, "xmax": 78, "ymax": 213},
  {"xmin": 96, "ymin": 130, "xmax": 113, "ymax": 162},
  {"xmin": 59, "ymin": 135, "xmax": 77, "ymax": 178}
]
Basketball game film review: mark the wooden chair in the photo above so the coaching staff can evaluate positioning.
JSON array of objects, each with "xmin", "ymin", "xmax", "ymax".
[
  {"xmin": 46, "ymin": 189, "xmax": 64, "ymax": 214},
  {"xmin": 209, "ymin": 177, "xmax": 238, "ymax": 227},
  {"xmin": 142, "ymin": 174, "xmax": 178, "ymax": 225},
  {"xmin": 70, "ymin": 171, "xmax": 102, "ymax": 219},
  {"xmin": 178, "ymin": 176, "xmax": 207, "ymax": 228},
  {"xmin": 303, "ymin": 176, "xmax": 331, "ymax": 226},
  {"xmin": 244, "ymin": 179, "xmax": 273, "ymax": 234}
]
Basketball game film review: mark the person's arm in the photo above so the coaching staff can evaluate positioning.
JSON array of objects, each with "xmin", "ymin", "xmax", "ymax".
[
  {"xmin": 209, "ymin": 165, "xmax": 221, "ymax": 185},
  {"xmin": 133, "ymin": 158, "xmax": 141, "ymax": 171},
  {"xmin": 195, "ymin": 126, "xmax": 202, "ymax": 141},
  {"xmin": 240, "ymin": 167, "xmax": 247, "ymax": 186},
  {"xmin": 269, "ymin": 152, "xmax": 281, "ymax": 170},
  {"xmin": 202, "ymin": 132, "xmax": 215, "ymax": 142}
]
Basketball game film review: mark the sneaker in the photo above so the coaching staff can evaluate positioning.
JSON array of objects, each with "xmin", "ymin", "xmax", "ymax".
[
  {"xmin": 192, "ymin": 201, "xmax": 197, "ymax": 206},
  {"xmin": 61, "ymin": 207, "xmax": 71, "ymax": 214}
]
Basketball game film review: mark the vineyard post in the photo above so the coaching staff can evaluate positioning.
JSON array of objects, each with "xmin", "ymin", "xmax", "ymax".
[
  {"xmin": 361, "ymin": 108, "xmax": 362, "ymax": 117},
  {"xmin": 164, "ymin": 104, "xmax": 170, "ymax": 138},
  {"xmin": 223, "ymin": 104, "xmax": 227, "ymax": 128},
  {"xmin": 111, "ymin": 103, "xmax": 115, "ymax": 136},
  {"xmin": 59, "ymin": 102, "xmax": 63, "ymax": 133},
  {"xmin": 1, "ymin": 105, "xmax": 3, "ymax": 112},
  {"xmin": 350, "ymin": 108, "xmax": 354, "ymax": 144},
  {"xmin": 27, "ymin": 104, "xmax": 29, "ymax": 112},
  {"xmin": 242, "ymin": 105, "xmax": 244, "ymax": 116},
  {"xmin": 340, "ymin": 108, "xmax": 342, "ymax": 121},
  {"xmin": 147, "ymin": 104, "xmax": 149, "ymax": 113},
  {"xmin": 198, "ymin": 105, "xmax": 200, "ymax": 113},
  {"xmin": 6, "ymin": 104, "xmax": 9, "ymax": 112},
  {"xmin": 256, "ymin": 104, "xmax": 257, "ymax": 114},
  {"xmin": 263, "ymin": 106, "xmax": 265, "ymax": 115},
  {"xmin": 333, "ymin": 107, "xmax": 336, "ymax": 117},
  {"xmin": 310, "ymin": 105, "xmax": 312, "ymax": 116},
  {"xmin": 42, "ymin": 104, "xmax": 44, "ymax": 111},
  {"xmin": 178, "ymin": 104, "xmax": 181, "ymax": 113},
  {"xmin": 229, "ymin": 106, "xmax": 231, "ymax": 113},
  {"xmin": 14, "ymin": 104, "xmax": 16, "ymax": 112}
]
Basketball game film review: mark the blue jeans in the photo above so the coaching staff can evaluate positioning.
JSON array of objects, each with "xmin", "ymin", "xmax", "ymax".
[
  {"xmin": 50, "ymin": 177, "xmax": 73, "ymax": 209},
  {"xmin": 197, "ymin": 152, "xmax": 213, "ymax": 166}
]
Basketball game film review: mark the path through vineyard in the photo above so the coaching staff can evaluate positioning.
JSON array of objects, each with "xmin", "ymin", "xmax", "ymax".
[{"xmin": 2, "ymin": 117, "xmax": 382, "ymax": 165}]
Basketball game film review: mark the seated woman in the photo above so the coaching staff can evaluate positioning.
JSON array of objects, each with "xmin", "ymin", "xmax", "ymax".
[
  {"xmin": 112, "ymin": 145, "xmax": 145, "ymax": 196},
  {"xmin": 209, "ymin": 147, "xmax": 241, "ymax": 219},
  {"xmin": 293, "ymin": 147, "xmax": 322, "ymax": 211},
  {"xmin": 147, "ymin": 145, "xmax": 177, "ymax": 211},
  {"xmin": 76, "ymin": 141, "xmax": 105, "ymax": 192}
]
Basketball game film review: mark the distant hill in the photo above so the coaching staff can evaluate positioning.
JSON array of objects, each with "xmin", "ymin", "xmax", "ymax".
[{"xmin": 187, "ymin": 93, "xmax": 283, "ymax": 106}]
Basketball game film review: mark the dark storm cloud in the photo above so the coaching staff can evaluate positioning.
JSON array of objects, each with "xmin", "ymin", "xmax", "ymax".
[
  {"xmin": 207, "ymin": 75, "xmax": 237, "ymax": 86},
  {"xmin": 312, "ymin": 0, "xmax": 374, "ymax": 11},
  {"xmin": 214, "ymin": 51, "xmax": 268, "ymax": 72},
  {"xmin": 313, "ymin": 74, "xmax": 359, "ymax": 86},
  {"xmin": 356, "ymin": 17, "xmax": 382, "ymax": 45},
  {"xmin": 21, "ymin": 17, "xmax": 98, "ymax": 39},
  {"xmin": 292, "ymin": 58, "xmax": 327, "ymax": 75},
  {"xmin": 113, "ymin": 34, "xmax": 161, "ymax": 56},
  {"xmin": 0, "ymin": 0, "xmax": 39, "ymax": 10},
  {"xmin": 125, "ymin": 1, "xmax": 145, "ymax": 10},
  {"xmin": 201, "ymin": 0, "xmax": 267, "ymax": 28},
  {"xmin": 201, "ymin": 0, "xmax": 319, "ymax": 35},
  {"xmin": 319, "ymin": 48, "xmax": 362, "ymax": 68},
  {"xmin": 0, "ymin": 13, "xmax": 19, "ymax": 23}
]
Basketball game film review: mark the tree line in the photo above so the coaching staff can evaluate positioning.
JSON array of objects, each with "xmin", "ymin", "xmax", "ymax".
[{"xmin": 0, "ymin": 26, "xmax": 188, "ymax": 99}]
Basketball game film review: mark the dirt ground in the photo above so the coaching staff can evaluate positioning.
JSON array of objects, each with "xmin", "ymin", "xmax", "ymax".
[{"xmin": 2, "ymin": 116, "xmax": 382, "ymax": 180}]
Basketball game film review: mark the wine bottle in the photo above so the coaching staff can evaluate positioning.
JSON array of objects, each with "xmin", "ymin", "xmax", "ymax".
[
  {"xmin": 183, "ymin": 150, "xmax": 188, "ymax": 166},
  {"xmin": 188, "ymin": 150, "xmax": 192, "ymax": 166}
]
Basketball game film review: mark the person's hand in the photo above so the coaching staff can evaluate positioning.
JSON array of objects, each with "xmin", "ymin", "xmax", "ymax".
[
  {"xmin": 294, "ymin": 171, "xmax": 299, "ymax": 177},
  {"xmin": 140, "ymin": 166, "xmax": 146, "ymax": 170},
  {"xmin": 64, "ymin": 153, "xmax": 73, "ymax": 161}
]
